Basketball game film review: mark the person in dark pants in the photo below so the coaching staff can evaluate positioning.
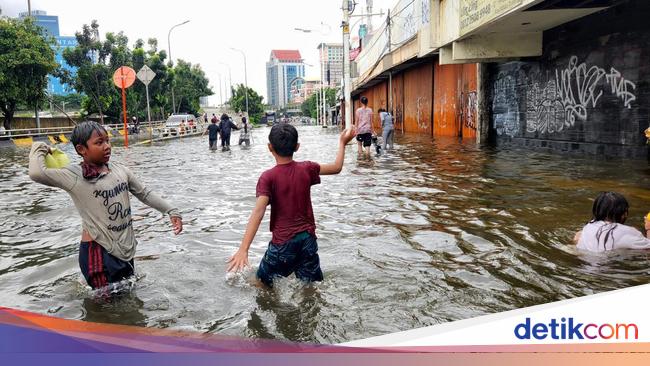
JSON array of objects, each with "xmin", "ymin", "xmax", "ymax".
[
  {"xmin": 219, "ymin": 113, "xmax": 239, "ymax": 151},
  {"xmin": 202, "ymin": 117, "xmax": 220, "ymax": 150}
]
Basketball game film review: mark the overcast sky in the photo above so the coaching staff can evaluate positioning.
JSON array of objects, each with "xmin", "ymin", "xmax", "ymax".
[{"xmin": 1, "ymin": 0, "xmax": 394, "ymax": 104}]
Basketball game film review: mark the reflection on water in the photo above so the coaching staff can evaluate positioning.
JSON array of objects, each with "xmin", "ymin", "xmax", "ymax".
[{"xmin": 1, "ymin": 126, "xmax": 650, "ymax": 343}]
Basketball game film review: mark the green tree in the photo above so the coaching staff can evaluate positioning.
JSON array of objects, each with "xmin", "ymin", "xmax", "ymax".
[
  {"xmin": 62, "ymin": 20, "xmax": 114, "ymax": 123},
  {"xmin": 64, "ymin": 20, "xmax": 212, "ymax": 122},
  {"xmin": 300, "ymin": 87, "xmax": 337, "ymax": 119},
  {"xmin": 0, "ymin": 18, "xmax": 58, "ymax": 130},
  {"xmin": 228, "ymin": 84, "xmax": 264, "ymax": 123},
  {"xmin": 173, "ymin": 60, "xmax": 212, "ymax": 115}
]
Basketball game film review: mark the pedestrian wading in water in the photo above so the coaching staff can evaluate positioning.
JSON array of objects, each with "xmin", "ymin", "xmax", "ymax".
[
  {"xmin": 28, "ymin": 121, "xmax": 183, "ymax": 290},
  {"xmin": 227, "ymin": 124, "xmax": 356, "ymax": 287},
  {"xmin": 574, "ymin": 191, "xmax": 650, "ymax": 251}
]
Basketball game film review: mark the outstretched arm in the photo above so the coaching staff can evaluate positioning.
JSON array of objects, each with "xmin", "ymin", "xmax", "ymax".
[
  {"xmin": 319, "ymin": 128, "xmax": 356, "ymax": 175},
  {"xmin": 126, "ymin": 167, "xmax": 183, "ymax": 234},
  {"xmin": 227, "ymin": 195, "xmax": 269, "ymax": 272}
]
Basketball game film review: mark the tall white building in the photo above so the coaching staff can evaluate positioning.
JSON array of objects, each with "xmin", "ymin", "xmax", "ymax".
[
  {"xmin": 266, "ymin": 50, "xmax": 305, "ymax": 109},
  {"xmin": 318, "ymin": 43, "xmax": 344, "ymax": 88}
]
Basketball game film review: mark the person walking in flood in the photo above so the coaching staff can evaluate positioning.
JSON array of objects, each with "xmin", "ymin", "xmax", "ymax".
[
  {"xmin": 379, "ymin": 108, "xmax": 394, "ymax": 152},
  {"xmin": 203, "ymin": 116, "xmax": 221, "ymax": 150},
  {"xmin": 574, "ymin": 191, "xmax": 650, "ymax": 251},
  {"xmin": 227, "ymin": 124, "xmax": 356, "ymax": 287},
  {"xmin": 238, "ymin": 115, "xmax": 251, "ymax": 146},
  {"xmin": 354, "ymin": 96, "xmax": 374, "ymax": 159},
  {"xmin": 219, "ymin": 113, "xmax": 239, "ymax": 151},
  {"xmin": 28, "ymin": 121, "xmax": 183, "ymax": 290}
]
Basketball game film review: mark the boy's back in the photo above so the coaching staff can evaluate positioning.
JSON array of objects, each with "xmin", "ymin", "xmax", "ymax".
[
  {"xmin": 257, "ymin": 161, "xmax": 320, "ymax": 244},
  {"xmin": 227, "ymin": 123, "xmax": 356, "ymax": 287}
]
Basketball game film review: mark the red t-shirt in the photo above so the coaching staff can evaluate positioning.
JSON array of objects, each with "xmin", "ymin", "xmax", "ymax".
[{"xmin": 256, "ymin": 161, "xmax": 321, "ymax": 244}]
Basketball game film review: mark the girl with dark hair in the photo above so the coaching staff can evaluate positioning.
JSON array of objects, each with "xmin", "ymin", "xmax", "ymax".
[{"xmin": 574, "ymin": 191, "xmax": 650, "ymax": 251}]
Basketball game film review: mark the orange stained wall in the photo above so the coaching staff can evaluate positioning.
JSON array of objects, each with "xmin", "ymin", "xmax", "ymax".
[
  {"xmin": 391, "ymin": 72, "xmax": 404, "ymax": 132},
  {"xmin": 433, "ymin": 62, "xmax": 478, "ymax": 138},
  {"xmin": 355, "ymin": 81, "xmax": 387, "ymax": 131},
  {"xmin": 403, "ymin": 62, "xmax": 433, "ymax": 135}
]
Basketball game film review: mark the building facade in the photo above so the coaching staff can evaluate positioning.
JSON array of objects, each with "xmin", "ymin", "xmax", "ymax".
[
  {"xmin": 318, "ymin": 43, "xmax": 344, "ymax": 87},
  {"xmin": 266, "ymin": 50, "xmax": 305, "ymax": 108},
  {"xmin": 291, "ymin": 77, "xmax": 321, "ymax": 104},
  {"xmin": 350, "ymin": 0, "xmax": 646, "ymax": 158},
  {"xmin": 19, "ymin": 10, "xmax": 77, "ymax": 96}
]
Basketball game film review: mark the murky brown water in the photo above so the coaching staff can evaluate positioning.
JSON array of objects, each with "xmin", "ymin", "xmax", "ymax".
[{"xmin": 1, "ymin": 126, "xmax": 650, "ymax": 343}]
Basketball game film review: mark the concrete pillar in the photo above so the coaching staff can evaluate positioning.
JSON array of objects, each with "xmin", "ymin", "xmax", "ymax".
[{"xmin": 476, "ymin": 62, "xmax": 490, "ymax": 145}]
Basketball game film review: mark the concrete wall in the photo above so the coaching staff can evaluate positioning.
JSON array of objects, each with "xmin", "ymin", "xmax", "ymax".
[{"xmin": 487, "ymin": 0, "xmax": 650, "ymax": 158}]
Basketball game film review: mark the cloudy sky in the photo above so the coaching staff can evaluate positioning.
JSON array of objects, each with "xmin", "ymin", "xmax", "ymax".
[{"xmin": 1, "ymin": 0, "xmax": 394, "ymax": 104}]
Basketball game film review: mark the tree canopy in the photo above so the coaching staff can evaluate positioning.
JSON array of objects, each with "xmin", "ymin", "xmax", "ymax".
[
  {"xmin": 0, "ymin": 17, "xmax": 58, "ymax": 130},
  {"xmin": 301, "ymin": 87, "xmax": 337, "ymax": 119},
  {"xmin": 228, "ymin": 84, "xmax": 265, "ymax": 123},
  {"xmin": 63, "ymin": 20, "xmax": 212, "ymax": 123}
]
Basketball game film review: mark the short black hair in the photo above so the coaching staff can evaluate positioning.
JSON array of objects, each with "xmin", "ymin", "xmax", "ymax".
[
  {"xmin": 269, "ymin": 124, "xmax": 298, "ymax": 157},
  {"xmin": 71, "ymin": 121, "xmax": 107, "ymax": 154},
  {"xmin": 361, "ymin": 96, "xmax": 368, "ymax": 105},
  {"xmin": 221, "ymin": 113, "xmax": 229, "ymax": 120}
]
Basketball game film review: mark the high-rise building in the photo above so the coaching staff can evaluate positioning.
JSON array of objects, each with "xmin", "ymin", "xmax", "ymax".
[
  {"xmin": 317, "ymin": 43, "xmax": 344, "ymax": 88},
  {"xmin": 19, "ymin": 10, "xmax": 77, "ymax": 96},
  {"xmin": 266, "ymin": 50, "xmax": 305, "ymax": 109}
]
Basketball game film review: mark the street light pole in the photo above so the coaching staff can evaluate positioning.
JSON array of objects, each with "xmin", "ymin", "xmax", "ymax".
[
  {"xmin": 217, "ymin": 72, "xmax": 223, "ymax": 107},
  {"xmin": 295, "ymin": 23, "xmax": 331, "ymax": 126},
  {"xmin": 230, "ymin": 48, "xmax": 249, "ymax": 119},
  {"xmin": 167, "ymin": 20, "xmax": 190, "ymax": 114},
  {"xmin": 219, "ymin": 62, "xmax": 232, "ymax": 103}
]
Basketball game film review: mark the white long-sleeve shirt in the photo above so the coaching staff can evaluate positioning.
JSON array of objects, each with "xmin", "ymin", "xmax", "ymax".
[{"xmin": 577, "ymin": 220, "xmax": 650, "ymax": 252}]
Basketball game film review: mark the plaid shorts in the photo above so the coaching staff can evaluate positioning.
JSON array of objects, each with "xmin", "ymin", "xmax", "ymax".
[{"xmin": 78, "ymin": 241, "xmax": 134, "ymax": 289}]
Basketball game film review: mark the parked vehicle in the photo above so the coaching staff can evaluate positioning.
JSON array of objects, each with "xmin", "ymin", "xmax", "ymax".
[
  {"xmin": 265, "ymin": 111, "xmax": 276, "ymax": 126},
  {"xmin": 162, "ymin": 114, "xmax": 196, "ymax": 137}
]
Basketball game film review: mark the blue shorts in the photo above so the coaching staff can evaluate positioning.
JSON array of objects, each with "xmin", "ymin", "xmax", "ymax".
[
  {"xmin": 257, "ymin": 232, "xmax": 323, "ymax": 287},
  {"xmin": 78, "ymin": 241, "xmax": 134, "ymax": 289}
]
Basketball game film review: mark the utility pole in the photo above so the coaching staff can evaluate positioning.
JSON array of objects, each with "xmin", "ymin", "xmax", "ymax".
[{"xmin": 342, "ymin": 0, "xmax": 353, "ymax": 130}]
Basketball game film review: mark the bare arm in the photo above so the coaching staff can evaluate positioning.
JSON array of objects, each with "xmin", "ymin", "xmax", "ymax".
[
  {"xmin": 227, "ymin": 195, "xmax": 269, "ymax": 272},
  {"xmin": 319, "ymin": 128, "xmax": 356, "ymax": 175}
]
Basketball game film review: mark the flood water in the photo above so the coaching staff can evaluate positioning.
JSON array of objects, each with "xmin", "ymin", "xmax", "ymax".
[{"xmin": 1, "ymin": 125, "xmax": 650, "ymax": 344}]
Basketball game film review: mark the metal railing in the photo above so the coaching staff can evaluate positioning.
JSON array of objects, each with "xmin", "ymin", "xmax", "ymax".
[{"xmin": 1, "ymin": 121, "xmax": 167, "ymax": 139}]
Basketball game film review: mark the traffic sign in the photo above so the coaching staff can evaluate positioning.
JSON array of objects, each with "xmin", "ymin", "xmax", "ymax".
[
  {"xmin": 112, "ymin": 66, "xmax": 136, "ymax": 89},
  {"xmin": 137, "ymin": 65, "xmax": 156, "ymax": 86}
]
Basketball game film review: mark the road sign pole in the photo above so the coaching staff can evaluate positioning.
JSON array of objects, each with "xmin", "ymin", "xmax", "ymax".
[
  {"xmin": 145, "ymin": 83, "xmax": 152, "ymax": 141},
  {"xmin": 121, "ymin": 77, "xmax": 129, "ymax": 148}
]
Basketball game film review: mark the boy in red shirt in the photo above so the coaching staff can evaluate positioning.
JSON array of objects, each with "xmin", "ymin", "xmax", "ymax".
[{"xmin": 227, "ymin": 124, "xmax": 355, "ymax": 286}]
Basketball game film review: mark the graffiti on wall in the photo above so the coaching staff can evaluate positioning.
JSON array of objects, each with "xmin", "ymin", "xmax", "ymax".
[
  {"xmin": 460, "ymin": 91, "xmax": 478, "ymax": 130},
  {"xmin": 493, "ymin": 72, "xmax": 520, "ymax": 137},
  {"xmin": 416, "ymin": 96, "xmax": 428, "ymax": 130},
  {"xmin": 421, "ymin": 0, "xmax": 431, "ymax": 25},
  {"xmin": 526, "ymin": 56, "xmax": 637, "ymax": 134}
]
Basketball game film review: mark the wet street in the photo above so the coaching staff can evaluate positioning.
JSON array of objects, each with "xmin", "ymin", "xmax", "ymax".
[{"xmin": 1, "ymin": 125, "xmax": 650, "ymax": 344}]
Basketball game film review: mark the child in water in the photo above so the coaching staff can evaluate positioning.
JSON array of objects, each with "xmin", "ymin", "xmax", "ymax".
[
  {"xmin": 29, "ymin": 121, "xmax": 183, "ymax": 289},
  {"xmin": 574, "ymin": 191, "xmax": 650, "ymax": 251},
  {"xmin": 227, "ymin": 124, "xmax": 356, "ymax": 286}
]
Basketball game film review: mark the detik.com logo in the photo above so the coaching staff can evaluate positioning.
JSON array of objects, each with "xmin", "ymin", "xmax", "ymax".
[{"xmin": 514, "ymin": 318, "xmax": 638, "ymax": 340}]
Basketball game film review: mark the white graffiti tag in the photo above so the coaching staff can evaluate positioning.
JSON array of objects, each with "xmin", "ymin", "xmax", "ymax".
[
  {"xmin": 493, "ymin": 73, "xmax": 520, "ymax": 137},
  {"xmin": 605, "ymin": 68, "xmax": 636, "ymax": 108},
  {"xmin": 525, "ymin": 56, "xmax": 637, "ymax": 135}
]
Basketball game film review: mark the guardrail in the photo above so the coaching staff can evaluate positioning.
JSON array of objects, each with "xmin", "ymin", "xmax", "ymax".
[{"xmin": 0, "ymin": 121, "xmax": 168, "ymax": 139}]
